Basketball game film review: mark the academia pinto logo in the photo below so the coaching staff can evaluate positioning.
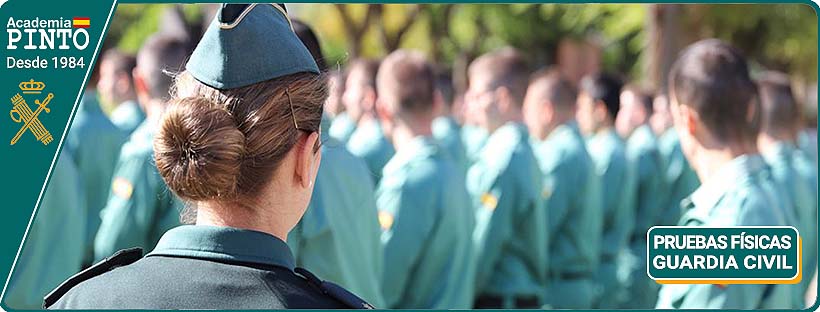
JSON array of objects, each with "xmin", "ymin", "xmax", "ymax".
[
  {"xmin": 6, "ymin": 16, "xmax": 90, "ymax": 69},
  {"xmin": 9, "ymin": 79, "xmax": 53, "ymax": 145},
  {"xmin": 647, "ymin": 226, "xmax": 801, "ymax": 285}
]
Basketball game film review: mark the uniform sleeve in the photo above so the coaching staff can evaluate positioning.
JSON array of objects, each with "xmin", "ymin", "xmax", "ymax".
[
  {"xmin": 378, "ymin": 178, "xmax": 438, "ymax": 307},
  {"xmin": 93, "ymin": 151, "xmax": 162, "ymax": 261},
  {"xmin": 544, "ymin": 164, "xmax": 570, "ymax": 238}
]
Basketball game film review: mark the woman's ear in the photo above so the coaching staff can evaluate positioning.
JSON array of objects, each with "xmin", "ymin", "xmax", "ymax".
[{"xmin": 296, "ymin": 131, "xmax": 320, "ymax": 188}]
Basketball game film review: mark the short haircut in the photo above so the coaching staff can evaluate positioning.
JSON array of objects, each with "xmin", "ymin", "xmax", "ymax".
[
  {"xmin": 377, "ymin": 50, "xmax": 435, "ymax": 115},
  {"xmin": 579, "ymin": 73, "xmax": 623, "ymax": 119},
  {"xmin": 669, "ymin": 39, "xmax": 758, "ymax": 143},
  {"xmin": 292, "ymin": 19, "xmax": 327, "ymax": 71},
  {"xmin": 468, "ymin": 48, "xmax": 530, "ymax": 106},
  {"xmin": 622, "ymin": 84, "xmax": 654, "ymax": 114},
  {"xmin": 757, "ymin": 71, "xmax": 799, "ymax": 135},
  {"xmin": 102, "ymin": 49, "xmax": 137, "ymax": 84},
  {"xmin": 138, "ymin": 34, "xmax": 190, "ymax": 101},
  {"xmin": 347, "ymin": 58, "xmax": 380, "ymax": 90},
  {"xmin": 528, "ymin": 71, "xmax": 577, "ymax": 112}
]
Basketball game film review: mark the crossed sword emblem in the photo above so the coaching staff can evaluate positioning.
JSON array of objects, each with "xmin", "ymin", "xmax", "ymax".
[{"xmin": 10, "ymin": 93, "xmax": 53, "ymax": 145}]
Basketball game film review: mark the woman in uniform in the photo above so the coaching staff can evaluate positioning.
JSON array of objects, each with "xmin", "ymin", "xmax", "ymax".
[{"xmin": 45, "ymin": 3, "xmax": 372, "ymax": 309}]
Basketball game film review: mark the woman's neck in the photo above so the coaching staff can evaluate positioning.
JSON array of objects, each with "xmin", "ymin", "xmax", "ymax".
[{"xmin": 194, "ymin": 199, "xmax": 296, "ymax": 242}]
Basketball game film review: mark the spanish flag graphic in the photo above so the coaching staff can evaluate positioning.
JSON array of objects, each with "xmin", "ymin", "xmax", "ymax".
[{"xmin": 72, "ymin": 17, "xmax": 90, "ymax": 28}]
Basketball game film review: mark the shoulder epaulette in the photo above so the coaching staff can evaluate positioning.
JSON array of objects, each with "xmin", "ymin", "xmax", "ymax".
[
  {"xmin": 294, "ymin": 267, "xmax": 375, "ymax": 309},
  {"xmin": 43, "ymin": 248, "xmax": 143, "ymax": 308}
]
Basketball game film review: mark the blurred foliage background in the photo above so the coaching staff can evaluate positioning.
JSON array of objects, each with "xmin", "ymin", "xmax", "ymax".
[{"xmin": 107, "ymin": 3, "xmax": 817, "ymax": 101}]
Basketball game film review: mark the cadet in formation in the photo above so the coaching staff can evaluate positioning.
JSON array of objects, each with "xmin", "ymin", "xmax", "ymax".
[
  {"xmin": 340, "ymin": 59, "xmax": 395, "ymax": 184},
  {"xmin": 63, "ymin": 64, "xmax": 127, "ymax": 266},
  {"xmin": 97, "ymin": 49, "xmax": 145, "ymax": 135},
  {"xmin": 617, "ymin": 85, "xmax": 668, "ymax": 308},
  {"xmin": 465, "ymin": 48, "xmax": 547, "ymax": 309},
  {"xmin": 655, "ymin": 39, "xmax": 793, "ymax": 309},
  {"xmin": 523, "ymin": 72, "xmax": 602, "ymax": 308},
  {"xmin": 432, "ymin": 73, "xmax": 469, "ymax": 176},
  {"xmin": 5, "ymin": 154, "xmax": 86, "ymax": 309},
  {"xmin": 374, "ymin": 50, "xmax": 475, "ymax": 309},
  {"xmin": 288, "ymin": 19, "xmax": 386, "ymax": 308},
  {"xmin": 756, "ymin": 71, "xmax": 817, "ymax": 308},
  {"xmin": 650, "ymin": 94, "xmax": 700, "ymax": 227},
  {"xmin": 576, "ymin": 73, "xmax": 635, "ymax": 309},
  {"xmin": 46, "ymin": 4, "xmax": 371, "ymax": 309},
  {"xmin": 92, "ymin": 34, "xmax": 187, "ymax": 261}
]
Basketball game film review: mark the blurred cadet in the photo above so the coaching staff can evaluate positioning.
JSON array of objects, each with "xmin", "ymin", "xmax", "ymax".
[
  {"xmin": 656, "ymin": 39, "xmax": 792, "ymax": 309},
  {"xmin": 432, "ymin": 71, "xmax": 469, "ymax": 175},
  {"xmin": 93, "ymin": 34, "xmax": 187, "ymax": 261},
  {"xmin": 329, "ymin": 59, "xmax": 376, "ymax": 145},
  {"xmin": 618, "ymin": 85, "xmax": 667, "ymax": 308},
  {"xmin": 343, "ymin": 59, "xmax": 396, "ymax": 184},
  {"xmin": 652, "ymin": 94, "xmax": 700, "ymax": 226},
  {"xmin": 97, "ymin": 49, "xmax": 145, "ymax": 135},
  {"xmin": 756, "ymin": 71, "xmax": 817, "ymax": 306},
  {"xmin": 324, "ymin": 70, "xmax": 346, "ymax": 120},
  {"xmin": 465, "ymin": 48, "xmax": 546, "ymax": 309},
  {"xmin": 288, "ymin": 18, "xmax": 386, "ymax": 307},
  {"xmin": 576, "ymin": 73, "xmax": 634, "ymax": 309},
  {"xmin": 524, "ymin": 72, "xmax": 601, "ymax": 308},
  {"xmin": 461, "ymin": 121, "xmax": 489, "ymax": 166},
  {"xmin": 64, "ymin": 55, "xmax": 127, "ymax": 266},
  {"xmin": 5, "ymin": 154, "xmax": 85, "ymax": 309},
  {"xmin": 46, "ymin": 4, "xmax": 371, "ymax": 309},
  {"xmin": 374, "ymin": 50, "xmax": 475, "ymax": 309}
]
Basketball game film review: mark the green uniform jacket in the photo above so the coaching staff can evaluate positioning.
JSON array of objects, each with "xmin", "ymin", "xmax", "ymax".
[
  {"xmin": 533, "ymin": 123, "xmax": 602, "ymax": 277},
  {"xmin": 109, "ymin": 100, "xmax": 146, "ymax": 136},
  {"xmin": 467, "ymin": 122, "xmax": 547, "ymax": 299},
  {"xmin": 64, "ymin": 91, "xmax": 127, "ymax": 264},
  {"xmin": 626, "ymin": 125, "xmax": 668, "ymax": 241},
  {"xmin": 93, "ymin": 118, "xmax": 181, "ymax": 261},
  {"xmin": 328, "ymin": 112, "xmax": 356, "ymax": 145},
  {"xmin": 288, "ymin": 137, "xmax": 386, "ymax": 308},
  {"xmin": 347, "ymin": 119, "xmax": 395, "ymax": 185},
  {"xmin": 432, "ymin": 116, "xmax": 469, "ymax": 177},
  {"xmin": 763, "ymin": 142, "xmax": 817, "ymax": 306},
  {"xmin": 376, "ymin": 137, "xmax": 476, "ymax": 309},
  {"xmin": 4, "ymin": 154, "xmax": 86, "ymax": 309},
  {"xmin": 657, "ymin": 129, "xmax": 700, "ymax": 226},
  {"xmin": 656, "ymin": 155, "xmax": 794, "ymax": 309}
]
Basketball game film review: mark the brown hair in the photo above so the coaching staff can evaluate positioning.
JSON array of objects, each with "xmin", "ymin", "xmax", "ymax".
[
  {"xmin": 154, "ymin": 71, "xmax": 327, "ymax": 203},
  {"xmin": 528, "ymin": 71, "xmax": 577, "ymax": 112},
  {"xmin": 468, "ymin": 48, "xmax": 530, "ymax": 107},
  {"xmin": 377, "ymin": 50, "xmax": 435, "ymax": 116}
]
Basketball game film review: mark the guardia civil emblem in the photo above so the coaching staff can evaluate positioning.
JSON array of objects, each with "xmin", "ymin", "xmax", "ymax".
[{"xmin": 9, "ymin": 79, "xmax": 53, "ymax": 145}]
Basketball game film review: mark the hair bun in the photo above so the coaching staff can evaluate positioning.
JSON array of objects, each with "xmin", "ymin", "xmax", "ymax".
[{"xmin": 154, "ymin": 97, "xmax": 246, "ymax": 201}]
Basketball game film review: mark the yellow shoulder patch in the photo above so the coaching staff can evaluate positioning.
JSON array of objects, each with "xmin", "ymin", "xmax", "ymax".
[
  {"xmin": 378, "ymin": 211, "xmax": 394, "ymax": 231},
  {"xmin": 480, "ymin": 193, "xmax": 498, "ymax": 211},
  {"xmin": 112, "ymin": 177, "xmax": 133, "ymax": 200}
]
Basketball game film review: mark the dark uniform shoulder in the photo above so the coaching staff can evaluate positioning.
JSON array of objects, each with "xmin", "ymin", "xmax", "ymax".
[
  {"xmin": 44, "ymin": 248, "xmax": 143, "ymax": 309},
  {"xmin": 294, "ymin": 267, "xmax": 375, "ymax": 309}
]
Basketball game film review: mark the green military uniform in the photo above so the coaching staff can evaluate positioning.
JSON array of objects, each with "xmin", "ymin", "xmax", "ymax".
[
  {"xmin": 288, "ymin": 116, "xmax": 385, "ymax": 307},
  {"xmin": 467, "ymin": 122, "xmax": 547, "ymax": 308},
  {"xmin": 586, "ymin": 129, "xmax": 636, "ymax": 308},
  {"xmin": 376, "ymin": 137, "xmax": 475, "ymax": 309},
  {"xmin": 347, "ymin": 119, "xmax": 395, "ymax": 185},
  {"xmin": 461, "ymin": 124, "xmax": 488, "ymax": 166},
  {"xmin": 624, "ymin": 124, "xmax": 667, "ymax": 308},
  {"xmin": 109, "ymin": 100, "xmax": 146, "ymax": 135},
  {"xmin": 4, "ymin": 154, "xmax": 86, "ymax": 309},
  {"xmin": 762, "ymin": 142, "xmax": 817, "ymax": 307},
  {"xmin": 328, "ymin": 112, "xmax": 356, "ymax": 145},
  {"xmin": 656, "ymin": 155, "xmax": 794, "ymax": 309},
  {"xmin": 93, "ymin": 118, "xmax": 181, "ymax": 261},
  {"xmin": 532, "ymin": 122, "xmax": 601, "ymax": 308},
  {"xmin": 432, "ymin": 116, "xmax": 469, "ymax": 176},
  {"xmin": 797, "ymin": 130, "xmax": 817, "ymax": 165},
  {"xmin": 63, "ymin": 91, "xmax": 127, "ymax": 265},
  {"xmin": 657, "ymin": 129, "xmax": 700, "ymax": 226}
]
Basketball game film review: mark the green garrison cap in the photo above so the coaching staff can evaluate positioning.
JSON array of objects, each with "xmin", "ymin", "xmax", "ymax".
[{"xmin": 186, "ymin": 3, "xmax": 320, "ymax": 90}]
